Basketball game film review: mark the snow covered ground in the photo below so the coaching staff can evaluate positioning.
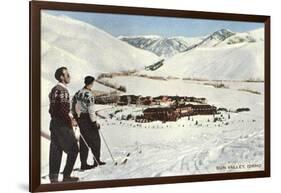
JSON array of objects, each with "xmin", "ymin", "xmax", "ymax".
[
  {"xmin": 41, "ymin": 77, "xmax": 264, "ymax": 183},
  {"xmin": 142, "ymin": 40, "xmax": 264, "ymax": 81},
  {"xmin": 40, "ymin": 11, "xmax": 265, "ymax": 184}
]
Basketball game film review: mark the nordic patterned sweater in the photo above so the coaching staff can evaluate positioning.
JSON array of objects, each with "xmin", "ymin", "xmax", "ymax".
[
  {"xmin": 49, "ymin": 83, "xmax": 72, "ymax": 127},
  {"xmin": 72, "ymin": 87, "xmax": 97, "ymax": 122}
]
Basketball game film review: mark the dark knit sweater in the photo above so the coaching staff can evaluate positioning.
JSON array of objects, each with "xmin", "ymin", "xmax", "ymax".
[{"xmin": 49, "ymin": 83, "xmax": 72, "ymax": 127}]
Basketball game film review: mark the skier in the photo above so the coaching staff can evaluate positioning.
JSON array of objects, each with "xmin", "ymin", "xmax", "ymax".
[
  {"xmin": 72, "ymin": 76, "xmax": 106, "ymax": 171},
  {"xmin": 48, "ymin": 67, "xmax": 79, "ymax": 183}
]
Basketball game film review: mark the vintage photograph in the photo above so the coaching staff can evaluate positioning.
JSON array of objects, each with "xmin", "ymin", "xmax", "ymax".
[{"xmin": 40, "ymin": 9, "xmax": 266, "ymax": 184}]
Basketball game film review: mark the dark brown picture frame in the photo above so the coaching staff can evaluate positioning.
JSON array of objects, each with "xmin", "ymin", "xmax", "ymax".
[{"xmin": 30, "ymin": 0, "xmax": 270, "ymax": 192}]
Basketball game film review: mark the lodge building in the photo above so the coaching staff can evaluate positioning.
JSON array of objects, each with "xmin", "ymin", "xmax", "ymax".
[{"xmin": 140, "ymin": 104, "xmax": 217, "ymax": 122}]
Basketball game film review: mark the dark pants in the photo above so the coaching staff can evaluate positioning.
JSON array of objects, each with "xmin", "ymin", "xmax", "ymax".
[
  {"xmin": 78, "ymin": 114, "xmax": 101, "ymax": 166},
  {"xmin": 49, "ymin": 118, "xmax": 79, "ymax": 179}
]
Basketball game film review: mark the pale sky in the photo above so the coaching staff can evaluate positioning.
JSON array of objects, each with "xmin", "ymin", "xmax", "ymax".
[{"xmin": 46, "ymin": 10, "xmax": 264, "ymax": 38}]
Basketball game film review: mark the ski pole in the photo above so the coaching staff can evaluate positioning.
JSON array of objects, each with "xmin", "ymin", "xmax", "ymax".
[
  {"xmin": 99, "ymin": 130, "xmax": 117, "ymax": 165},
  {"xmin": 79, "ymin": 132, "xmax": 100, "ymax": 168}
]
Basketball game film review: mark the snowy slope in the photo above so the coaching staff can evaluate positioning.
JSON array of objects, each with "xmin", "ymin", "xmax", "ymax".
[
  {"xmin": 195, "ymin": 29, "xmax": 236, "ymax": 48},
  {"xmin": 218, "ymin": 28, "xmax": 264, "ymax": 46},
  {"xmin": 144, "ymin": 41, "xmax": 264, "ymax": 80},
  {"xmin": 41, "ymin": 77, "xmax": 265, "ymax": 182},
  {"xmin": 119, "ymin": 35, "xmax": 203, "ymax": 58},
  {"xmin": 141, "ymin": 27, "xmax": 264, "ymax": 81},
  {"xmin": 119, "ymin": 29, "xmax": 264, "ymax": 80},
  {"xmin": 41, "ymin": 12, "xmax": 159, "ymax": 104}
]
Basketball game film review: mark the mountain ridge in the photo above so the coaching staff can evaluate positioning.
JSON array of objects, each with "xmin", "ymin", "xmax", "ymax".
[{"xmin": 119, "ymin": 28, "xmax": 264, "ymax": 58}]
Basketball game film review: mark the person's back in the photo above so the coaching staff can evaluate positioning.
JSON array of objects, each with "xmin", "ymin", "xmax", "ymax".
[{"xmin": 72, "ymin": 76, "xmax": 105, "ymax": 170}]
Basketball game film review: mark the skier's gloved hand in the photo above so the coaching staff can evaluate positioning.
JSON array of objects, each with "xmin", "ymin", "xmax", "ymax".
[
  {"xmin": 96, "ymin": 122, "xmax": 100, "ymax": 130},
  {"xmin": 73, "ymin": 126, "xmax": 81, "ymax": 141},
  {"xmin": 92, "ymin": 121, "xmax": 100, "ymax": 130},
  {"xmin": 71, "ymin": 118, "xmax": 78, "ymax": 127}
]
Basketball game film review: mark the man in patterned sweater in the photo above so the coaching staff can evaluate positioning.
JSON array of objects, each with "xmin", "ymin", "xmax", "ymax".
[
  {"xmin": 72, "ymin": 76, "xmax": 106, "ymax": 171},
  {"xmin": 48, "ymin": 67, "xmax": 79, "ymax": 183}
]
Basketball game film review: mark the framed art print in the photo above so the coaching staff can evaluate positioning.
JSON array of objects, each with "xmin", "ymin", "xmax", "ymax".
[{"xmin": 30, "ymin": 1, "xmax": 270, "ymax": 192}]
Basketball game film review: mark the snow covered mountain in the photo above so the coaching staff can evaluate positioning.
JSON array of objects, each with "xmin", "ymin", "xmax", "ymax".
[
  {"xmin": 41, "ymin": 11, "xmax": 265, "ymax": 86},
  {"xmin": 118, "ymin": 35, "xmax": 203, "ymax": 58},
  {"xmin": 41, "ymin": 12, "xmax": 159, "ymax": 103},
  {"xmin": 193, "ymin": 29, "xmax": 235, "ymax": 48},
  {"xmin": 142, "ymin": 28, "xmax": 264, "ymax": 81},
  {"xmin": 118, "ymin": 29, "xmax": 238, "ymax": 58},
  {"xmin": 218, "ymin": 28, "xmax": 264, "ymax": 46},
  {"xmin": 119, "ymin": 28, "xmax": 264, "ymax": 60}
]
